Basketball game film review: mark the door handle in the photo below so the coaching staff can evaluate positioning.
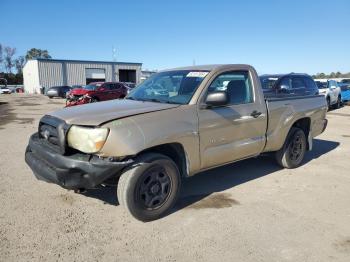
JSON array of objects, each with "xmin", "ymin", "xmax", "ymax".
[{"xmin": 251, "ymin": 110, "xmax": 262, "ymax": 118}]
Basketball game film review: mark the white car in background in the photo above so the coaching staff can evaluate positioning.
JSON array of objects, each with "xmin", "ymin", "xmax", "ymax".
[
  {"xmin": 315, "ymin": 79, "xmax": 341, "ymax": 109},
  {"xmin": 0, "ymin": 86, "xmax": 12, "ymax": 94}
]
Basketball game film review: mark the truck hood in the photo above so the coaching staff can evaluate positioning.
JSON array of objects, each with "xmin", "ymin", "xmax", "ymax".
[{"xmin": 49, "ymin": 99, "xmax": 180, "ymax": 125}]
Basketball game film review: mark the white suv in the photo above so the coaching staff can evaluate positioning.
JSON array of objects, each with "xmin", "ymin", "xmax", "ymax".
[{"xmin": 315, "ymin": 80, "xmax": 341, "ymax": 109}]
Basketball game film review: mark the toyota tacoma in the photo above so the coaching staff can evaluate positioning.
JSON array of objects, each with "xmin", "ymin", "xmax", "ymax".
[{"xmin": 25, "ymin": 64, "xmax": 328, "ymax": 221}]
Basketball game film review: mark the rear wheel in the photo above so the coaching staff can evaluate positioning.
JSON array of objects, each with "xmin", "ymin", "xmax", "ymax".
[
  {"xmin": 117, "ymin": 153, "xmax": 181, "ymax": 222},
  {"xmin": 275, "ymin": 127, "xmax": 306, "ymax": 169},
  {"xmin": 326, "ymin": 97, "xmax": 330, "ymax": 110},
  {"xmin": 335, "ymin": 96, "xmax": 341, "ymax": 109}
]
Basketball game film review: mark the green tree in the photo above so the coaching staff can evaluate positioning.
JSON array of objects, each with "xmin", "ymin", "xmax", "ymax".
[
  {"xmin": 25, "ymin": 48, "xmax": 51, "ymax": 60},
  {"xmin": 319, "ymin": 73, "xmax": 326, "ymax": 79}
]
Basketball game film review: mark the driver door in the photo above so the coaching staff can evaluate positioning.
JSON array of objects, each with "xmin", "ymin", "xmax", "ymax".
[{"xmin": 198, "ymin": 70, "xmax": 267, "ymax": 169}]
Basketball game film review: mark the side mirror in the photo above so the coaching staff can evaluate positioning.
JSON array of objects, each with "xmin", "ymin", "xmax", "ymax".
[
  {"xmin": 205, "ymin": 91, "xmax": 228, "ymax": 107},
  {"xmin": 98, "ymin": 87, "xmax": 106, "ymax": 91}
]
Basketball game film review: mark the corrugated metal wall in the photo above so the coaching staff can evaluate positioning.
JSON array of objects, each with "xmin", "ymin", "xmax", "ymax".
[
  {"xmin": 35, "ymin": 60, "xmax": 142, "ymax": 89},
  {"xmin": 38, "ymin": 61, "xmax": 64, "ymax": 88},
  {"xmin": 66, "ymin": 63, "xmax": 113, "ymax": 85}
]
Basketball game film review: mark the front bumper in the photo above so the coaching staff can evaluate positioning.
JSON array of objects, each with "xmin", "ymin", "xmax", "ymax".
[
  {"xmin": 25, "ymin": 134, "xmax": 133, "ymax": 189},
  {"xmin": 65, "ymin": 96, "xmax": 91, "ymax": 107}
]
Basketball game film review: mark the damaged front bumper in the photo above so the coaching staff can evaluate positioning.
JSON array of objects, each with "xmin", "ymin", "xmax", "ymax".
[{"xmin": 25, "ymin": 134, "xmax": 133, "ymax": 190}]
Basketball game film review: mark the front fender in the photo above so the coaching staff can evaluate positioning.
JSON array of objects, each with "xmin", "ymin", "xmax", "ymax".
[{"xmin": 100, "ymin": 106, "xmax": 201, "ymax": 174}]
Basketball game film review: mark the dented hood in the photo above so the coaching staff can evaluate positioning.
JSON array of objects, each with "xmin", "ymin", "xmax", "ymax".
[{"xmin": 49, "ymin": 99, "xmax": 180, "ymax": 126}]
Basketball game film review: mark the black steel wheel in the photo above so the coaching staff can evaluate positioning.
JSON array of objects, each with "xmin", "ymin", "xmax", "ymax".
[
  {"xmin": 117, "ymin": 153, "xmax": 181, "ymax": 221},
  {"xmin": 136, "ymin": 165, "xmax": 172, "ymax": 210},
  {"xmin": 275, "ymin": 127, "xmax": 306, "ymax": 169}
]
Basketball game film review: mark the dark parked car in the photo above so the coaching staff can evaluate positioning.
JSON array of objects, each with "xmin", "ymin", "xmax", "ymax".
[
  {"xmin": 46, "ymin": 86, "xmax": 72, "ymax": 98},
  {"xmin": 66, "ymin": 82, "xmax": 128, "ymax": 107},
  {"xmin": 259, "ymin": 73, "xmax": 319, "ymax": 98}
]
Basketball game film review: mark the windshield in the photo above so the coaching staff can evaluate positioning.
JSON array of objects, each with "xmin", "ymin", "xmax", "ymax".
[
  {"xmin": 84, "ymin": 84, "xmax": 99, "ymax": 90},
  {"xmin": 315, "ymin": 81, "xmax": 328, "ymax": 89},
  {"xmin": 126, "ymin": 70, "xmax": 209, "ymax": 104}
]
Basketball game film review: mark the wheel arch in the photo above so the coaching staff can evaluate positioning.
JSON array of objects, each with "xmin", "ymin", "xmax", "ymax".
[
  {"xmin": 136, "ymin": 143, "xmax": 189, "ymax": 177},
  {"xmin": 291, "ymin": 117, "xmax": 311, "ymax": 150}
]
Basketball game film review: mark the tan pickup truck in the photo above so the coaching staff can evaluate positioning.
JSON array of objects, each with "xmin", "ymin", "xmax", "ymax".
[{"xmin": 25, "ymin": 64, "xmax": 328, "ymax": 221}]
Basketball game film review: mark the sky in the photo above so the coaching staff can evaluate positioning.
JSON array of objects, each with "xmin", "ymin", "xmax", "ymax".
[{"xmin": 1, "ymin": 0, "xmax": 350, "ymax": 74}]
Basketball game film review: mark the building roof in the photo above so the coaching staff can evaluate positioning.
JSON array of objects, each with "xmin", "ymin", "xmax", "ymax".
[{"xmin": 28, "ymin": 58, "xmax": 142, "ymax": 66}]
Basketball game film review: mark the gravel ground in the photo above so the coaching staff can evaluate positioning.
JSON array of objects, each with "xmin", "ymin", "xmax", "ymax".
[{"xmin": 0, "ymin": 94, "xmax": 349, "ymax": 262}]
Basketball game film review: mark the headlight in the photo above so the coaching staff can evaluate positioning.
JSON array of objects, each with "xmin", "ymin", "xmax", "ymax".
[{"xmin": 67, "ymin": 126, "xmax": 109, "ymax": 153}]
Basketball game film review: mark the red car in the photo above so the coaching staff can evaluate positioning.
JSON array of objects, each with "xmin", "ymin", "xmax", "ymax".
[{"xmin": 66, "ymin": 82, "xmax": 128, "ymax": 107}]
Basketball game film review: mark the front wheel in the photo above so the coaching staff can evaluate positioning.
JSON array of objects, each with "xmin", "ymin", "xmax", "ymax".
[
  {"xmin": 275, "ymin": 127, "xmax": 307, "ymax": 169},
  {"xmin": 90, "ymin": 97, "xmax": 99, "ymax": 103},
  {"xmin": 117, "ymin": 153, "xmax": 181, "ymax": 222},
  {"xmin": 326, "ymin": 97, "xmax": 330, "ymax": 110},
  {"xmin": 335, "ymin": 96, "xmax": 341, "ymax": 109}
]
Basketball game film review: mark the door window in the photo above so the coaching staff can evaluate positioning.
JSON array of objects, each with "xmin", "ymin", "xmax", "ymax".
[
  {"xmin": 277, "ymin": 77, "xmax": 292, "ymax": 90},
  {"xmin": 208, "ymin": 71, "xmax": 253, "ymax": 104},
  {"xmin": 292, "ymin": 78, "xmax": 306, "ymax": 89},
  {"xmin": 104, "ymin": 84, "xmax": 114, "ymax": 90}
]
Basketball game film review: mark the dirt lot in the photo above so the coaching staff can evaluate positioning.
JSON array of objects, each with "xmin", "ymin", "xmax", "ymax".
[{"xmin": 0, "ymin": 94, "xmax": 349, "ymax": 262}]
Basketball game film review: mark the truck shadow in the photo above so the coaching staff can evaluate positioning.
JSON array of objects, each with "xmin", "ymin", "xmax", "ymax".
[
  {"xmin": 82, "ymin": 139, "xmax": 339, "ymax": 210},
  {"xmin": 174, "ymin": 138, "xmax": 339, "ymax": 212}
]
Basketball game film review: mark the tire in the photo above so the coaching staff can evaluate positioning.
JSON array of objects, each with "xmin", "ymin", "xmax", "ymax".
[
  {"xmin": 48, "ymin": 96, "xmax": 53, "ymax": 99},
  {"xmin": 275, "ymin": 127, "xmax": 307, "ymax": 169},
  {"xmin": 117, "ymin": 153, "xmax": 181, "ymax": 222},
  {"xmin": 326, "ymin": 97, "xmax": 330, "ymax": 110},
  {"xmin": 91, "ymin": 97, "xmax": 99, "ymax": 103},
  {"xmin": 335, "ymin": 96, "xmax": 341, "ymax": 109}
]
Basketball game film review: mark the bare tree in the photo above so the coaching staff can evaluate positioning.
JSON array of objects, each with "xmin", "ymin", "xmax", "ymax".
[
  {"xmin": 4, "ymin": 46, "xmax": 16, "ymax": 73},
  {"xmin": 0, "ymin": 44, "xmax": 3, "ymax": 71},
  {"xmin": 15, "ymin": 56, "xmax": 25, "ymax": 74}
]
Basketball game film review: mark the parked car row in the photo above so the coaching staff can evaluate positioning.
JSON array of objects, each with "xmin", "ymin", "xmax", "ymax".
[
  {"xmin": 44, "ymin": 82, "xmax": 134, "ymax": 107},
  {"xmin": 0, "ymin": 86, "xmax": 24, "ymax": 94},
  {"xmin": 65, "ymin": 82, "xmax": 129, "ymax": 107},
  {"xmin": 259, "ymin": 74, "xmax": 350, "ymax": 110}
]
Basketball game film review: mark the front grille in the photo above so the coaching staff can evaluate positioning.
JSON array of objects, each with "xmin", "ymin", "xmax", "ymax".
[
  {"xmin": 38, "ymin": 115, "xmax": 70, "ymax": 154},
  {"xmin": 67, "ymin": 94, "xmax": 83, "ymax": 102}
]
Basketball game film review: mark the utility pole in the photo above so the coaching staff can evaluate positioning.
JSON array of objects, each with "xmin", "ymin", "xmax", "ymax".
[{"xmin": 112, "ymin": 46, "xmax": 117, "ymax": 62}]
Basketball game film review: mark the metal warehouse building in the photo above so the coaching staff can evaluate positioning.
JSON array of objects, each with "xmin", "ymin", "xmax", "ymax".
[{"xmin": 23, "ymin": 58, "xmax": 142, "ymax": 94}]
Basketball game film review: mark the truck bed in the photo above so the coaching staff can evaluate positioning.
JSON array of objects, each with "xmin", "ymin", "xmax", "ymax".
[{"xmin": 264, "ymin": 95, "xmax": 327, "ymax": 152}]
